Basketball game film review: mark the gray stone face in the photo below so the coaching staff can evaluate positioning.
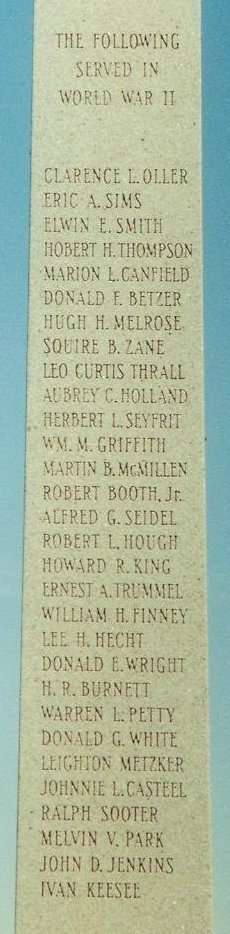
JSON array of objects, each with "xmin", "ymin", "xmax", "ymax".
[{"xmin": 15, "ymin": 3, "xmax": 212, "ymax": 933}]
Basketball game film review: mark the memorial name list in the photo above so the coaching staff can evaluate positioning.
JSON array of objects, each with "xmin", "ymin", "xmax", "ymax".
[{"xmin": 15, "ymin": 3, "xmax": 212, "ymax": 933}]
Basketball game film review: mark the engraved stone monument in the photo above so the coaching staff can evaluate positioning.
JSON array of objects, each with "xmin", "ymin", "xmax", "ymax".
[{"xmin": 16, "ymin": 2, "xmax": 212, "ymax": 932}]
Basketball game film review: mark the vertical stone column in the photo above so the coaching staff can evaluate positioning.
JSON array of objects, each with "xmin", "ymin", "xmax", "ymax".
[{"xmin": 16, "ymin": 2, "xmax": 212, "ymax": 933}]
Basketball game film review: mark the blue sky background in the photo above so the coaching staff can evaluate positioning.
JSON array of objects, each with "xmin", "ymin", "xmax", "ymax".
[{"xmin": 0, "ymin": 2, "xmax": 229, "ymax": 932}]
